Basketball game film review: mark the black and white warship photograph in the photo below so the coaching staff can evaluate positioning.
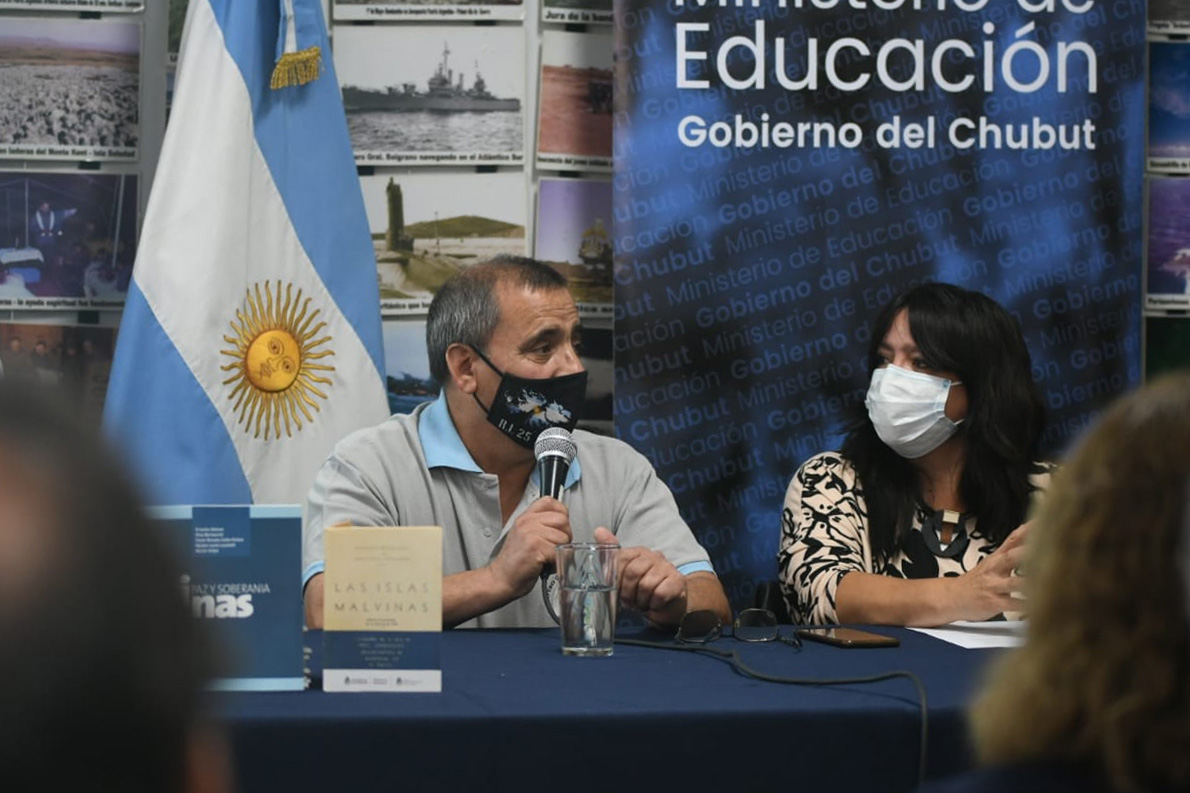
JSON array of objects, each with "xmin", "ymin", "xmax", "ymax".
[
  {"xmin": 359, "ymin": 170, "xmax": 527, "ymax": 314},
  {"xmin": 0, "ymin": 18, "xmax": 140, "ymax": 161},
  {"xmin": 334, "ymin": 0, "xmax": 523, "ymax": 23},
  {"xmin": 334, "ymin": 25, "xmax": 525, "ymax": 166},
  {"xmin": 535, "ymin": 177, "xmax": 613, "ymax": 315}
]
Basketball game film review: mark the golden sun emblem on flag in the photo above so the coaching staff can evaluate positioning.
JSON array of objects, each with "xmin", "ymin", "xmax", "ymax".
[{"xmin": 220, "ymin": 281, "xmax": 334, "ymax": 440}]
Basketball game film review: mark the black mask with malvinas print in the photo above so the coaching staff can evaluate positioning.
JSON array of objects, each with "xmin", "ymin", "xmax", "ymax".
[{"xmin": 470, "ymin": 346, "xmax": 587, "ymax": 449}]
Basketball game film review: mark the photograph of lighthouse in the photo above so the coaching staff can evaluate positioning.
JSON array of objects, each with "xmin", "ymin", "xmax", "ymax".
[
  {"xmin": 358, "ymin": 170, "xmax": 527, "ymax": 315},
  {"xmin": 334, "ymin": 25, "xmax": 525, "ymax": 166}
]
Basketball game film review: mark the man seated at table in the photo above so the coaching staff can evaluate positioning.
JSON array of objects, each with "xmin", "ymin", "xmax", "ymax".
[{"xmin": 303, "ymin": 256, "xmax": 730, "ymax": 629}]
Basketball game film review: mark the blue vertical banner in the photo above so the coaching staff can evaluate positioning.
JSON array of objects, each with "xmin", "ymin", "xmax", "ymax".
[{"xmin": 613, "ymin": 0, "xmax": 1145, "ymax": 608}]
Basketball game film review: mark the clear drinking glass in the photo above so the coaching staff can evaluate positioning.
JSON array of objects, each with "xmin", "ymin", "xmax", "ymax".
[{"xmin": 555, "ymin": 542, "xmax": 619, "ymax": 656}]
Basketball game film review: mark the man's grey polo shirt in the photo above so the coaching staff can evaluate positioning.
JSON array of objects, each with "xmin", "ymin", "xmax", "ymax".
[{"xmin": 304, "ymin": 394, "xmax": 716, "ymax": 628}]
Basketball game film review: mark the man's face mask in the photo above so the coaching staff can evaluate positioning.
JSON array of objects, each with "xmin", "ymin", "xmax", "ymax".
[
  {"xmin": 470, "ymin": 346, "xmax": 587, "ymax": 449},
  {"xmin": 865, "ymin": 364, "xmax": 963, "ymax": 459}
]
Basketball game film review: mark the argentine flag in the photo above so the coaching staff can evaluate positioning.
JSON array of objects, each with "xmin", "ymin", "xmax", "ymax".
[{"xmin": 105, "ymin": 0, "xmax": 388, "ymax": 505}]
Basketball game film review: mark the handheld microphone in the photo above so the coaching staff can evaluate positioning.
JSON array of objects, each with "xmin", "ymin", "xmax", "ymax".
[
  {"xmin": 535, "ymin": 428, "xmax": 576, "ymax": 623},
  {"xmin": 535, "ymin": 427, "xmax": 577, "ymax": 502}
]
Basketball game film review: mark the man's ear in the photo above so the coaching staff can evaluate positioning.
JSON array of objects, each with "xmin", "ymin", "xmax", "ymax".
[{"xmin": 445, "ymin": 343, "xmax": 479, "ymax": 395}]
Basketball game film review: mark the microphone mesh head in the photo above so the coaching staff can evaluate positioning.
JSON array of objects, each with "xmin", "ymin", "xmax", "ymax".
[{"xmin": 535, "ymin": 427, "xmax": 576, "ymax": 463}]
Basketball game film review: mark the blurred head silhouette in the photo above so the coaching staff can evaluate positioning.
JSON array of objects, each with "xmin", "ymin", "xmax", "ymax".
[
  {"xmin": 0, "ymin": 385, "xmax": 227, "ymax": 793},
  {"xmin": 969, "ymin": 374, "xmax": 1190, "ymax": 792}
]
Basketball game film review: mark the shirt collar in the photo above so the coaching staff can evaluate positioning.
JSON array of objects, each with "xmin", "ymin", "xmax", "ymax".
[
  {"xmin": 418, "ymin": 392, "xmax": 582, "ymax": 490},
  {"xmin": 419, "ymin": 393, "xmax": 482, "ymax": 472}
]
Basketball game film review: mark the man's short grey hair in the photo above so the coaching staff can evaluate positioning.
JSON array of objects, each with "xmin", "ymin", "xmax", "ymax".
[{"xmin": 426, "ymin": 256, "xmax": 568, "ymax": 386}]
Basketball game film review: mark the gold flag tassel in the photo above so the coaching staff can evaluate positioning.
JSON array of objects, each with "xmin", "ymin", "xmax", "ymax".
[
  {"xmin": 270, "ymin": 0, "xmax": 322, "ymax": 89},
  {"xmin": 271, "ymin": 45, "xmax": 321, "ymax": 89}
]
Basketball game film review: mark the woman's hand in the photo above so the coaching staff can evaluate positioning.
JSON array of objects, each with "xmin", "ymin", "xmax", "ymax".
[{"xmin": 953, "ymin": 522, "xmax": 1029, "ymax": 621}]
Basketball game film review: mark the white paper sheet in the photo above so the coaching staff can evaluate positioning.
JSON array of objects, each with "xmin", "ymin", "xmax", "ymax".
[{"xmin": 908, "ymin": 620, "xmax": 1026, "ymax": 649}]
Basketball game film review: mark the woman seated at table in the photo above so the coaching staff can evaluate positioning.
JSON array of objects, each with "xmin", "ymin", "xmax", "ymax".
[
  {"xmin": 925, "ymin": 374, "xmax": 1190, "ymax": 793},
  {"xmin": 778, "ymin": 282, "xmax": 1049, "ymax": 626}
]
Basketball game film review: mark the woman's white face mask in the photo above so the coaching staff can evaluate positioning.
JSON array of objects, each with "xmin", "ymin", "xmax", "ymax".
[{"xmin": 865, "ymin": 364, "xmax": 963, "ymax": 459}]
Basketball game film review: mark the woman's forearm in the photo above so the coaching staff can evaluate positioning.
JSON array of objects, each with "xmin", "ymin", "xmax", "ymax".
[{"xmin": 834, "ymin": 571, "xmax": 962, "ymax": 627}]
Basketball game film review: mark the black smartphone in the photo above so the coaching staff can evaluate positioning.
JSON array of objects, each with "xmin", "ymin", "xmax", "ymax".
[{"xmin": 795, "ymin": 627, "xmax": 900, "ymax": 648}]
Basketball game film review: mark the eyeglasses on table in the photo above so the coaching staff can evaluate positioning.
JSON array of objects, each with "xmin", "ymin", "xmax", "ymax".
[{"xmin": 675, "ymin": 608, "xmax": 801, "ymax": 648}]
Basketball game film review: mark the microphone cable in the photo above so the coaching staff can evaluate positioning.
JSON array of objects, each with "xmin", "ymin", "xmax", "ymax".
[{"xmin": 614, "ymin": 635, "xmax": 929, "ymax": 790}]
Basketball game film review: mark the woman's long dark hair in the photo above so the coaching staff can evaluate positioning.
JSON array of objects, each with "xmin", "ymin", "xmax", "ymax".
[{"xmin": 841, "ymin": 283, "xmax": 1046, "ymax": 564}]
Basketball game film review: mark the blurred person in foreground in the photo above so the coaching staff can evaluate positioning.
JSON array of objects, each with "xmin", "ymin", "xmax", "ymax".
[
  {"xmin": 0, "ymin": 385, "xmax": 228, "ymax": 793},
  {"xmin": 779, "ymin": 283, "xmax": 1050, "ymax": 626},
  {"xmin": 925, "ymin": 374, "xmax": 1190, "ymax": 793},
  {"xmin": 303, "ymin": 256, "xmax": 730, "ymax": 629}
]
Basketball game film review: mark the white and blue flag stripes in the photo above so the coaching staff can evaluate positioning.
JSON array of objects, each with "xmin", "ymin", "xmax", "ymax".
[{"xmin": 105, "ymin": 0, "xmax": 388, "ymax": 505}]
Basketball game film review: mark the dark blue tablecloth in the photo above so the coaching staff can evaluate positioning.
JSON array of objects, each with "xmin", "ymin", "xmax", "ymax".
[{"xmin": 216, "ymin": 627, "xmax": 997, "ymax": 793}]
